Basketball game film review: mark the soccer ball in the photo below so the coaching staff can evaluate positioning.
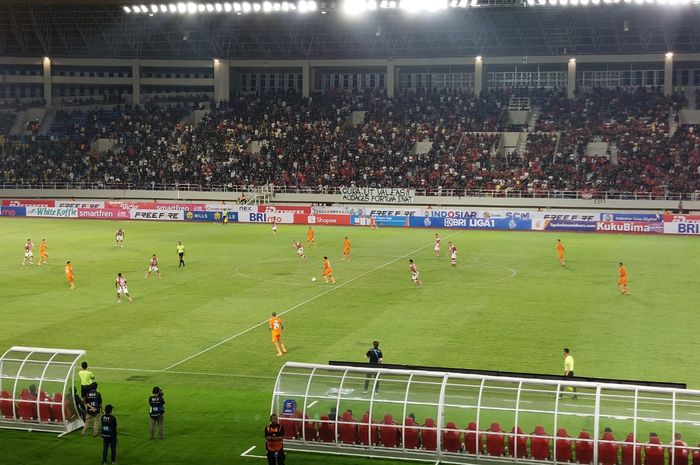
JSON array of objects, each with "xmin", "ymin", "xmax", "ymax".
[{"xmin": 311, "ymin": 277, "xmax": 317, "ymax": 282}]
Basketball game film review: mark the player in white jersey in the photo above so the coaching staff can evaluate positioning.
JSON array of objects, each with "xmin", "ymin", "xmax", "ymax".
[
  {"xmin": 408, "ymin": 258, "xmax": 423, "ymax": 288},
  {"xmin": 22, "ymin": 239, "xmax": 34, "ymax": 265},
  {"xmin": 434, "ymin": 234, "xmax": 441, "ymax": 257},
  {"xmin": 293, "ymin": 241, "xmax": 306, "ymax": 260},
  {"xmin": 272, "ymin": 220, "xmax": 278, "ymax": 235},
  {"xmin": 145, "ymin": 254, "xmax": 161, "ymax": 279},
  {"xmin": 448, "ymin": 241, "xmax": 458, "ymax": 267},
  {"xmin": 115, "ymin": 228, "xmax": 125, "ymax": 247},
  {"xmin": 115, "ymin": 272, "xmax": 133, "ymax": 303}
]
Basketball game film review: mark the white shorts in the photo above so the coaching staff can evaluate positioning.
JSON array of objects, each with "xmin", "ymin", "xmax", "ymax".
[
  {"xmin": 149, "ymin": 266, "xmax": 159, "ymax": 272},
  {"xmin": 116, "ymin": 234, "xmax": 124, "ymax": 241},
  {"xmin": 272, "ymin": 225, "xmax": 277, "ymax": 231},
  {"xmin": 24, "ymin": 251, "xmax": 33, "ymax": 258},
  {"xmin": 411, "ymin": 272, "xmax": 419, "ymax": 281},
  {"xmin": 297, "ymin": 248, "xmax": 304, "ymax": 256},
  {"xmin": 434, "ymin": 245, "xmax": 440, "ymax": 252},
  {"xmin": 117, "ymin": 286, "xmax": 129, "ymax": 294},
  {"xmin": 451, "ymin": 253, "xmax": 457, "ymax": 261}
]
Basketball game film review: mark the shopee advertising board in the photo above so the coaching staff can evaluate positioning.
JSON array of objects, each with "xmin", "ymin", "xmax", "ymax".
[
  {"xmin": 78, "ymin": 208, "xmax": 130, "ymax": 220},
  {"xmin": 294, "ymin": 214, "xmax": 351, "ymax": 225},
  {"xmin": 130, "ymin": 210, "xmax": 184, "ymax": 221},
  {"xmin": 238, "ymin": 211, "xmax": 294, "ymax": 224}
]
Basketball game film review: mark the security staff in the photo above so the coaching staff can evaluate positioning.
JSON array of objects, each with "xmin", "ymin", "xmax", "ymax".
[
  {"xmin": 83, "ymin": 384, "xmax": 103, "ymax": 437},
  {"xmin": 265, "ymin": 414, "xmax": 285, "ymax": 465},
  {"xmin": 364, "ymin": 340, "xmax": 383, "ymax": 393},
  {"xmin": 149, "ymin": 386, "xmax": 166, "ymax": 439},
  {"xmin": 100, "ymin": 404, "xmax": 117, "ymax": 465}
]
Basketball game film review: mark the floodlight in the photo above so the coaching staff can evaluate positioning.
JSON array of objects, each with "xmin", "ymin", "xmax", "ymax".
[
  {"xmin": 344, "ymin": 0, "xmax": 368, "ymax": 13},
  {"xmin": 537, "ymin": 0, "xmax": 546, "ymax": 5},
  {"xmin": 289, "ymin": 2, "xmax": 297, "ymax": 8},
  {"xmin": 475, "ymin": 55, "xmax": 482, "ymax": 61},
  {"xmin": 159, "ymin": 4, "xmax": 168, "ymax": 11},
  {"xmin": 603, "ymin": 0, "xmax": 612, "ymax": 4},
  {"xmin": 591, "ymin": 0, "xmax": 599, "ymax": 4},
  {"xmin": 458, "ymin": 0, "xmax": 468, "ymax": 6},
  {"xmin": 149, "ymin": 4, "xmax": 157, "ymax": 12},
  {"xmin": 140, "ymin": 4, "xmax": 148, "ymax": 12},
  {"xmin": 263, "ymin": 1, "xmax": 272, "ymax": 10},
  {"xmin": 570, "ymin": 0, "xmax": 578, "ymax": 5},
  {"xmin": 548, "ymin": 0, "xmax": 556, "ymax": 5},
  {"xmin": 569, "ymin": 58, "xmax": 576, "ymax": 63},
  {"xmin": 242, "ymin": 2, "xmax": 251, "ymax": 11},
  {"xmin": 308, "ymin": 0, "xmax": 317, "ymax": 9},
  {"xmin": 273, "ymin": 2, "xmax": 282, "ymax": 10},
  {"xmin": 177, "ymin": 2, "xmax": 187, "ymax": 12},
  {"xmin": 206, "ymin": 3, "xmax": 215, "ymax": 11},
  {"xmin": 198, "ymin": 4, "xmax": 206, "ymax": 11},
  {"xmin": 665, "ymin": 52, "xmax": 674, "ymax": 58},
  {"xmin": 470, "ymin": 0, "xmax": 477, "ymax": 5},
  {"xmin": 367, "ymin": 0, "xmax": 378, "ymax": 8},
  {"xmin": 580, "ymin": 0, "xmax": 588, "ymax": 5},
  {"xmin": 169, "ymin": 3, "xmax": 177, "ymax": 11},
  {"xmin": 187, "ymin": 2, "xmax": 197, "ymax": 13},
  {"xmin": 123, "ymin": 6, "xmax": 132, "ymax": 12},
  {"xmin": 253, "ymin": 2, "xmax": 261, "ymax": 11},
  {"xmin": 526, "ymin": 0, "xmax": 535, "ymax": 4},
  {"xmin": 215, "ymin": 2, "xmax": 223, "ymax": 10},
  {"xmin": 388, "ymin": 1, "xmax": 396, "ymax": 7},
  {"xmin": 224, "ymin": 2, "xmax": 232, "ymax": 10},
  {"xmin": 299, "ymin": 0, "xmax": 309, "ymax": 10},
  {"xmin": 281, "ymin": 1, "xmax": 290, "ymax": 9}
]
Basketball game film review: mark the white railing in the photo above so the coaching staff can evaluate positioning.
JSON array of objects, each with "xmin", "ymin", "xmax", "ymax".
[{"xmin": 0, "ymin": 182, "xmax": 698, "ymax": 201}]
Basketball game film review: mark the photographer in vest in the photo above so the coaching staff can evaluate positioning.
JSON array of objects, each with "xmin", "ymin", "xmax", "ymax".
[
  {"xmin": 265, "ymin": 414, "xmax": 285, "ymax": 465},
  {"xmin": 149, "ymin": 386, "xmax": 166, "ymax": 440},
  {"xmin": 100, "ymin": 404, "xmax": 117, "ymax": 465}
]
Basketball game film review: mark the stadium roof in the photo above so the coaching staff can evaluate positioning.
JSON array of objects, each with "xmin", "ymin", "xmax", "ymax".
[{"xmin": 1, "ymin": 2, "xmax": 699, "ymax": 60}]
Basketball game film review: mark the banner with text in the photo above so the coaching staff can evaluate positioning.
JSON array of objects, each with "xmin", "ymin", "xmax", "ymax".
[
  {"xmin": 77, "ymin": 208, "xmax": 130, "ymax": 220},
  {"xmin": 130, "ymin": 210, "xmax": 184, "ymax": 221},
  {"xmin": 258, "ymin": 205, "xmax": 312, "ymax": 215},
  {"xmin": 105, "ymin": 201, "xmax": 206, "ymax": 211},
  {"xmin": 184, "ymin": 211, "xmax": 238, "ymax": 222},
  {"xmin": 238, "ymin": 211, "xmax": 294, "ymax": 224},
  {"xmin": 410, "ymin": 216, "xmax": 532, "ymax": 230},
  {"xmin": 295, "ymin": 214, "xmax": 352, "ymax": 226},
  {"xmin": 1, "ymin": 206, "xmax": 26, "ymax": 217},
  {"xmin": 600, "ymin": 212, "xmax": 663, "ymax": 222},
  {"xmin": 595, "ymin": 221, "xmax": 664, "ymax": 234},
  {"xmin": 352, "ymin": 215, "xmax": 408, "ymax": 227},
  {"xmin": 57, "ymin": 201, "xmax": 105, "ymax": 209},
  {"xmin": 340, "ymin": 187, "xmax": 415, "ymax": 204},
  {"xmin": 663, "ymin": 214, "xmax": 700, "ymax": 235},
  {"xmin": 531, "ymin": 219, "xmax": 597, "ymax": 232},
  {"xmin": 26, "ymin": 206, "xmax": 78, "ymax": 218},
  {"xmin": 2, "ymin": 199, "xmax": 56, "ymax": 207}
]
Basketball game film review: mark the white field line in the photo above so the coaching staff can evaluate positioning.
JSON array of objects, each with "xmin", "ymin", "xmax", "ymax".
[
  {"xmin": 93, "ymin": 366, "xmax": 276, "ymax": 380},
  {"xmin": 240, "ymin": 445, "xmax": 266, "ymax": 459},
  {"xmin": 307, "ymin": 400, "xmax": 318, "ymax": 408},
  {"xmin": 162, "ymin": 234, "xmax": 461, "ymax": 372}
]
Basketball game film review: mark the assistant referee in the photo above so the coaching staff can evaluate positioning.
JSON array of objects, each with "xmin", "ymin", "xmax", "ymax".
[
  {"xmin": 177, "ymin": 241, "xmax": 185, "ymax": 267},
  {"xmin": 561, "ymin": 348, "xmax": 577, "ymax": 400}
]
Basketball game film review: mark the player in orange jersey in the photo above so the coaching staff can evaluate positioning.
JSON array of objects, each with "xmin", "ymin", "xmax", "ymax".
[
  {"xmin": 409, "ymin": 258, "xmax": 423, "ymax": 288},
  {"xmin": 322, "ymin": 256, "xmax": 336, "ymax": 284},
  {"xmin": 556, "ymin": 239, "xmax": 565, "ymax": 266},
  {"xmin": 268, "ymin": 312, "xmax": 287, "ymax": 357},
  {"xmin": 307, "ymin": 226, "xmax": 316, "ymax": 246},
  {"xmin": 342, "ymin": 237, "xmax": 351, "ymax": 261},
  {"xmin": 38, "ymin": 239, "xmax": 49, "ymax": 266},
  {"xmin": 65, "ymin": 261, "xmax": 75, "ymax": 289},
  {"xmin": 369, "ymin": 215, "xmax": 378, "ymax": 230},
  {"xmin": 618, "ymin": 262, "xmax": 630, "ymax": 295}
]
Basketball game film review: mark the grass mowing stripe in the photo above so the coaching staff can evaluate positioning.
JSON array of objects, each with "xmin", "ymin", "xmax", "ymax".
[
  {"xmin": 94, "ymin": 365, "xmax": 277, "ymax": 379},
  {"xmin": 162, "ymin": 232, "xmax": 462, "ymax": 372}
]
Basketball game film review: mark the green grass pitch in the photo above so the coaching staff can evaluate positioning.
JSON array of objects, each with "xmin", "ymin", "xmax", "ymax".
[{"xmin": 0, "ymin": 217, "xmax": 699, "ymax": 465}]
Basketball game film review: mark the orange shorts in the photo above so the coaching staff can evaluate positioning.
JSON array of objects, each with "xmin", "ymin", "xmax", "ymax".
[
  {"xmin": 618, "ymin": 278, "xmax": 627, "ymax": 286},
  {"xmin": 66, "ymin": 275, "xmax": 74, "ymax": 282},
  {"xmin": 557, "ymin": 252, "xmax": 564, "ymax": 259},
  {"xmin": 271, "ymin": 332, "xmax": 281, "ymax": 343},
  {"xmin": 323, "ymin": 269, "xmax": 333, "ymax": 276},
  {"xmin": 343, "ymin": 249, "xmax": 350, "ymax": 254},
  {"xmin": 41, "ymin": 252, "xmax": 48, "ymax": 258}
]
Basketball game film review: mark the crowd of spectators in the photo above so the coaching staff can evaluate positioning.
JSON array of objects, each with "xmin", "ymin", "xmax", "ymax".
[{"xmin": 0, "ymin": 87, "xmax": 698, "ymax": 195}]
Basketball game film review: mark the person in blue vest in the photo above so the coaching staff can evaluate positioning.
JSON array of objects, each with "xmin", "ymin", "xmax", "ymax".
[
  {"xmin": 100, "ymin": 404, "xmax": 117, "ymax": 465},
  {"xmin": 149, "ymin": 386, "xmax": 166, "ymax": 440},
  {"xmin": 83, "ymin": 383, "xmax": 103, "ymax": 437},
  {"xmin": 364, "ymin": 340, "xmax": 383, "ymax": 393}
]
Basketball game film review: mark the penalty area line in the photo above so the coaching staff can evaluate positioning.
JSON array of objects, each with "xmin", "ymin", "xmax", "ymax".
[
  {"xmin": 162, "ymin": 233, "xmax": 462, "ymax": 372},
  {"xmin": 241, "ymin": 445, "xmax": 266, "ymax": 459}
]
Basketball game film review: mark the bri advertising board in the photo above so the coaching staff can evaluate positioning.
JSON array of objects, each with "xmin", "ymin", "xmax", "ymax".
[
  {"xmin": 184, "ymin": 211, "xmax": 238, "ymax": 222},
  {"xmin": 1, "ymin": 206, "xmax": 26, "ymax": 216},
  {"xmin": 663, "ymin": 214, "xmax": 700, "ymax": 235},
  {"xmin": 295, "ymin": 214, "xmax": 351, "ymax": 225},
  {"xmin": 595, "ymin": 221, "xmax": 664, "ymax": 234},
  {"xmin": 77, "ymin": 208, "xmax": 130, "ymax": 220},
  {"xmin": 238, "ymin": 211, "xmax": 294, "ymax": 224},
  {"xmin": 130, "ymin": 210, "xmax": 184, "ymax": 221},
  {"xmin": 410, "ymin": 216, "xmax": 532, "ymax": 230},
  {"xmin": 352, "ymin": 215, "xmax": 408, "ymax": 227}
]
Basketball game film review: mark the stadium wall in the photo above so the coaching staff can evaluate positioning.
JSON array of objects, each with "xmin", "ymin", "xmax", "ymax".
[
  {"xmin": 0, "ymin": 189, "xmax": 697, "ymax": 211},
  {"xmin": 2, "ymin": 199, "xmax": 699, "ymax": 236}
]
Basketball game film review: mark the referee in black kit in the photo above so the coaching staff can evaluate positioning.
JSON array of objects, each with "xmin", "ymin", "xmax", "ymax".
[{"xmin": 364, "ymin": 341, "xmax": 383, "ymax": 394}]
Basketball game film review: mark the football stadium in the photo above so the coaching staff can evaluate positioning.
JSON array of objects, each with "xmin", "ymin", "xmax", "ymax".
[{"xmin": 1, "ymin": 1, "xmax": 700, "ymax": 465}]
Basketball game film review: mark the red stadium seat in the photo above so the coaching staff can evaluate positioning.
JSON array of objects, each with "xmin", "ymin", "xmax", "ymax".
[
  {"xmin": 598, "ymin": 430, "xmax": 620, "ymax": 465},
  {"xmin": 358, "ymin": 413, "xmax": 378, "ymax": 446},
  {"xmin": 0, "ymin": 390, "xmax": 14, "ymax": 419},
  {"xmin": 671, "ymin": 439, "xmax": 690, "ymax": 465},
  {"xmin": 465, "ymin": 422, "xmax": 483, "ymax": 455},
  {"xmin": 692, "ymin": 446, "xmax": 700, "ymax": 465},
  {"xmin": 338, "ymin": 411, "xmax": 358, "ymax": 445},
  {"xmin": 442, "ymin": 421, "xmax": 462, "ymax": 453},
  {"xmin": 555, "ymin": 428, "xmax": 573, "ymax": 462},
  {"xmin": 509, "ymin": 426, "xmax": 527, "ymax": 458},
  {"xmin": 621, "ymin": 434, "xmax": 642, "ymax": 465},
  {"xmin": 379, "ymin": 414, "xmax": 399, "ymax": 448},
  {"xmin": 532, "ymin": 425, "xmax": 551, "ymax": 460},
  {"xmin": 51, "ymin": 393, "xmax": 65, "ymax": 422},
  {"xmin": 16, "ymin": 389, "xmax": 36, "ymax": 420},
  {"xmin": 403, "ymin": 416, "xmax": 420, "ymax": 450},
  {"xmin": 421, "ymin": 418, "xmax": 438, "ymax": 451},
  {"xmin": 38, "ymin": 391, "xmax": 53, "ymax": 422},
  {"xmin": 576, "ymin": 431, "xmax": 594, "ymax": 465},
  {"xmin": 644, "ymin": 436, "xmax": 665, "ymax": 465},
  {"xmin": 486, "ymin": 422, "xmax": 506, "ymax": 457},
  {"xmin": 280, "ymin": 413, "xmax": 298, "ymax": 439},
  {"xmin": 318, "ymin": 415, "xmax": 335, "ymax": 443},
  {"xmin": 302, "ymin": 414, "xmax": 317, "ymax": 441}
]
